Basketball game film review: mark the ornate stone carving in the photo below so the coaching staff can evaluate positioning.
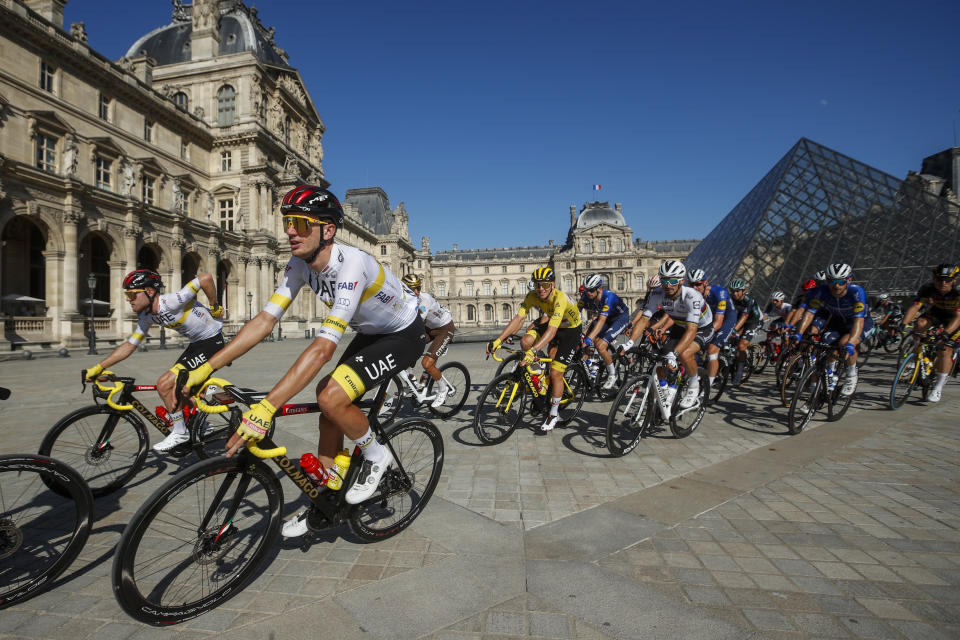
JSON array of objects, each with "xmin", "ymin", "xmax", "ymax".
[
  {"xmin": 59, "ymin": 210, "xmax": 84, "ymax": 225},
  {"xmin": 161, "ymin": 84, "xmax": 175, "ymax": 98},
  {"xmin": 118, "ymin": 57, "xmax": 135, "ymax": 72},
  {"xmin": 124, "ymin": 226, "xmax": 140, "ymax": 239},
  {"xmin": 251, "ymin": 80, "xmax": 264, "ymax": 119},
  {"xmin": 278, "ymin": 75, "xmax": 306, "ymax": 106},
  {"xmin": 172, "ymin": 236, "xmax": 187, "ymax": 249},
  {"xmin": 70, "ymin": 22, "xmax": 88, "ymax": 43},
  {"xmin": 62, "ymin": 134, "xmax": 79, "ymax": 177},
  {"xmin": 193, "ymin": 106, "xmax": 205, "ymax": 119},
  {"xmin": 171, "ymin": 0, "xmax": 190, "ymax": 23},
  {"xmin": 267, "ymin": 96, "xmax": 283, "ymax": 133},
  {"xmin": 193, "ymin": 0, "xmax": 216, "ymax": 29},
  {"xmin": 121, "ymin": 159, "xmax": 136, "ymax": 198},
  {"xmin": 283, "ymin": 154, "xmax": 301, "ymax": 180},
  {"xmin": 171, "ymin": 177, "xmax": 184, "ymax": 214}
]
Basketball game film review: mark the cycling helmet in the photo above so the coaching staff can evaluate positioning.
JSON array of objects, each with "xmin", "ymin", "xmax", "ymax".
[
  {"xmin": 401, "ymin": 273, "xmax": 421, "ymax": 289},
  {"xmin": 877, "ymin": 293, "xmax": 889, "ymax": 301},
  {"xmin": 771, "ymin": 291, "xmax": 786, "ymax": 302},
  {"xmin": 825, "ymin": 263, "xmax": 852, "ymax": 280},
  {"xmin": 647, "ymin": 274, "xmax": 661, "ymax": 289},
  {"xmin": 729, "ymin": 278, "xmax": 746, "ymax": 291},
  {"xmin": 658, "ymin": 260, "xmax": 686, "ymax": 279},
  {"xmin": 531, "ymin": 267, "xmax": 555, "ymax": 282},
  {"xmin": 123, "ymin": 269, "xmax": 163, "ymax": 291},
  {"xmin": 528, "ymin": 280, "xmax": 536, "ymax": 291},
  {"xmin": 688, "ymin": 268, "xmax": 706, "ymax": 284},
  {"xmin": 584, "ymin": 274, "xmax": 603, "ymax": 291},
  {"xmin": 802, "ymin": 279, "xmax": 817, "ymax": 291},
  {"xmin": 933, "ymin": 263, "xmax": 959, "ymax": 279},
  {"xmin": 281, "ymin": 185, "xmax": 345, "ymax": 228},
  {"xmin": 813, "ymin": 270, "xmax": 827, "ymax": 282}
]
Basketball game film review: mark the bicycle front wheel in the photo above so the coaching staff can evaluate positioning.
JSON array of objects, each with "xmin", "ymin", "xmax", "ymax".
[
  {"xmin": 827, "ymin": 366, "xmax": 856, "ymax": 422},
  {"xmin": 787, "ymin": 367, "xmax": 821, "ymax": 435},
  {"xmin": 711, "ymin": 358, "xmax": 729, "ymax": 404},
  {"xmin": 348, "ymin": 418, "xmax": 444, "ymax": 541},
  {"xmin": 670, "ymin": 377, "xmax": 706, "ymax": 438},
  {"xmin": 39, "ymin": 405, "xmax": 149, "ymax": 497},
  {"xmin": 112, "ymin": 456, "xmax": 282, "ymax": 626},
  {"xmin": 473, "ymin": 373, "xmax": 526, "ymax": 445},
  {"xmin": 494, "ymin": 352, "xmax": 524, "ymax": 377},
  {"xmin": 752, "ymin": 343, "xmax": 771, "ymax": 375},
  {"xmin": 605, "ymin": 375, "xmax": 653, "ymax": 456},
  {"xmin": 557, "ymin": 365, "xmax": 588, "ymax": 426},
  {"xmin": 426, "ymin": 361, "xmax": 471, "ymax": 418},
  {"xmin": 889, "ymin": 353, "xmax": 919, "ymax": 410},
  {"xmin": 0, "ymin": 454, "xmax": 93, "ymax": 610},
  {"xmin": 779, "ymin": 354, "xmax": 806, "ymax": 408}
]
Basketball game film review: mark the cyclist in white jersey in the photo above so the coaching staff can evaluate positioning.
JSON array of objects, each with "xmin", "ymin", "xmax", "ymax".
[
  {"xmin": 82, "ymin": 269, "xmax": 224, "ymax": 452},
  {"xmin": 182, "ymin": 185, "xmax": 426, "ymax": 537},
  {"xmin": 619, "ymin": 261, "xmax": 713, "ymax": 409},
  {"xmin": 400, "ymin": 273, "xmax": 457, "ymax": 408}
]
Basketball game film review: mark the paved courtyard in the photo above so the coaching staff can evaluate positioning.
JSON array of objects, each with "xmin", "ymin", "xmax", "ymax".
[{"xmin": 1, "ymin": 339, "xmax": 958, "ymax": 639}]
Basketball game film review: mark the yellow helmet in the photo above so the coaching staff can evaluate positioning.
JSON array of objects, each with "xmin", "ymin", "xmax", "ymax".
[
  {"xmin": 531, "ymin": 267, "xmax": 555, "ymax": 283},
  {"xmin": 401, "ymin": 273, "xmax": 422, "ymax": 289}
]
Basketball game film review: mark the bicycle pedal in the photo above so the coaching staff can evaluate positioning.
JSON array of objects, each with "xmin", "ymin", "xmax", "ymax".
[{"xmin": 166, "ymin": 443, "xmax": 193, "ymax": 458}]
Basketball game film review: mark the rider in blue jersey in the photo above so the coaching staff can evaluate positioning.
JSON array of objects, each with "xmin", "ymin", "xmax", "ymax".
[
  {"xmin": 795, "ymin": 263, "xmax": 872, "ymax": 396},
  {"xmin": 689, "ymin": 270, "xmax": 738, "ymax": 394},
  {"xmin": 579, "ymin": 274, "xmax": 631, "ymax": 390}
]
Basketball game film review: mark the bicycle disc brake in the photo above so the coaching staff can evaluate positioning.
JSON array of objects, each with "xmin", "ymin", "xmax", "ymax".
[{"xmin": 0, "ymin": 517, "xmax": 23, "ymax": 561}]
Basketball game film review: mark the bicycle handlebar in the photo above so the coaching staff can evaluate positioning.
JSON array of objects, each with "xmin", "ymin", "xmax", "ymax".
[
  {"xmin": 246, "ymin": 440, "xmax": 287, "ymax": 458},
  {"xmin": 192, "ymin": 378, "xmax": 232, "ymax": 414},
  {"xmin": 89, "ymin": 372, "xmax": 134, "ymax": 411}
]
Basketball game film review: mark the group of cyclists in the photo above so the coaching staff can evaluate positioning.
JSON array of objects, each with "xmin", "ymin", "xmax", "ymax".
[{"xmin": 77, "ymin": 182, "xmax": 960, "ymax": 540}]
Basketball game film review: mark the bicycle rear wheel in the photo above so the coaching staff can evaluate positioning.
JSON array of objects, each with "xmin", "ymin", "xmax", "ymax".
[
  {"xmin": 348, "ymin": 418, "xmax": 444, "ymax": 541},
  {"xmin": 557, "ymin": 365, "xmax": 588, "ymax": 425},
  {"xmin": 882, "ymin": 328, "xmax": 901, "ymax": 353},
  {"xmin": 889, "ymin": 353, "xmax": 919, "ymax": 410},
  {"xmin": 752, "ymin": 342, "xmax": 771, "ymax": 374},
  {"xmin": 426, "ymin": 361, "xmax": 471, "ymax": 418},
  {"xmin": 779, "ymin": 354, "xmax": 806, "ymax": 408},
  {"xmin": 827, "ymin": 366, "xmax": 856, "ymax": 422},
  {"xmin": 39, "ymin": 405, "xmax": 149, "ymax": 497},
  {"xmin": 605, "ymin": 375, "xmax": 653, "ymax": 456},
  {"xmin": 787, "ymin": 367, "xmax": 821, "ymax": 435},
  {"xmin": 1, "ymin": 454, "xmax": 93, "ymax": 610},
  {"xmin": 711, "ymin": 358, "xmax": 729, "ymax": 404},
  {"xmin": 112, "ymin": 456, "xmax": 282, "ymax": 625},
  {"xmin": 473, "ymin": 373, "xmax": 526, "ymax": 445}
]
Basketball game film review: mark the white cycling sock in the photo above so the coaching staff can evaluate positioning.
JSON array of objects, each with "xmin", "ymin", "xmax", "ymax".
[
  {"xmin": 606, "ymin": 363, "xmax": 616, "ymax": 375},
  {"xmin": 436, "ymin": 377, "xmax": 448, "ymax": 392},
  {"xmin": 709, "ymin": 376, "xmax": 715, "ymax": 389},
  {"xmin": 168, "ymin": 410, "xmax": 187, "ymax": 436},
  {"xmin": 687, "ymin": 375, "xmax": 699, "ymax": 388},
  {"xmin": 549, "ymin": 396, "xmax": 561, "ymax": 417},
  {"xmin": 846, "ymin": 365, "xmax": 857, "ymax": 377},
  {"xmin": 934, "ymin": 373, "xmax": 948, "ymax": 391},
  {"xmin": 354, "ymin": 427, "xmax": 387, "ymax": 462}
]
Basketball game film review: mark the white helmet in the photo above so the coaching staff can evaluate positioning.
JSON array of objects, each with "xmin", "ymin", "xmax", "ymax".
[
  {"xmin": 813, "ymin": 270, "xmax": 827, "ymax": 282},
  {"xmin": 825, "ymin": 263, "xmax": 852, "ymax": 280},
  {"xmin": 771, "ymin": 291, "xmax": 786, "ymax": 302},
  {"xmin": 878, "ymin": 293, "xmax": 889, "ymax": 301},
  {"xmin": 658, "ymin": 260, "xmax": 686, "ymax": 279},
  {"xmin": 647, "ymin": 274, "xmax": 661, "ymax": 289},
  {"xmin": 688, "ymin": 269, "xmax": 706, "ymax": 283},
  {"xmin": 584, "ymin": 274, "xmax": 603, "ymax": 291}
]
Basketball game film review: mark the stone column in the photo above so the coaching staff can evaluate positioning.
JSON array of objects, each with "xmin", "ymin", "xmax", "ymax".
[
  {"xmin": 245, "ymin": 257, "xmax": 258, "ymax": 320},
  {"xmin": 169, "ymin": 237, "xmax": 185, "ymax": 291},
  {"xmin": 108, "ymin": 258, "xmax": 125, "ymax": 338}
]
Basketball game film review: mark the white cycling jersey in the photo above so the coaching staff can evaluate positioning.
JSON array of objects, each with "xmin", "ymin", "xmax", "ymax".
[
  {"xmin": 417, "ymin": 291, "xmax": 453, "ymax": 329},
  {"xmin": 128, "ymin": 278, "xmax": 222, "ymax": 346},
  {"xmin": 265, "ymin": 243, "xmax": 418, "ymax": 344},
  {"xmin": 769, "ymin": 302, "xmax": 792, "ymax": 320},
  {"xmin": 643, "ymin": 285, "xmax": 713, "ymax": 328}
]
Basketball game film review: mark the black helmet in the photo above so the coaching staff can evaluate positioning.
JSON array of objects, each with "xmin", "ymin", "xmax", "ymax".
[
  {"xmin": 281, "ymin": 185, "xmax": 345, "ymax": 228},
  {"xmin": 932, "ymin": 263, "xmax": 959, "ymax": 279},
  {"xmin": 123, "ymin": 269, "xmax": 163, "ymax": 291}
]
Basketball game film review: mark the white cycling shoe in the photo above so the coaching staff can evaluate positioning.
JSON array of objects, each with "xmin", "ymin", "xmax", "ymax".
[
  {"xmin": 679, "ymin": 385, "xmax": 700, "ymax": 409},
  {"xmin": 281, "ymin": 508, "xmax": 311, "ymax": 538},
  {"xmin": 431, "ymin": 385, "xmax": 449, "ymax": 408},
  {"xmin": 153, "ymin": 431, "xmax": 190, "ymax": 453},
  {"xmin": 840, "ymin": 373, "xmax": 858, "ymax": 396},
  {"xmin": 541, "ymin": 414, "xmax": 559, "ymax": 432},
  {"xmin": 928, "ymin": 387, "xmax": 942, "ymax": 403},
  {"xmin": 601, "ymin": 374, "xmax": 618, "ymax": 391},
  {"xmin": 345, "ymin": 450, "xmax": 394, "ymax": 505}
]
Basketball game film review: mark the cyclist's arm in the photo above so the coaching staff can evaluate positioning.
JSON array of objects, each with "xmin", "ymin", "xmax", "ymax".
[
  {"xmin": 844, "ymin": 317, "xmax": 864, "ymax": 347},
  {"xmin": 627, "ymin": 314, "xmax": 651, "ymax": 341},
  {"xmin": 944, "ymin": 308, "xmax": 960, "ymax": 337},
  {"xmin": 733, "ymin": 312, "xmax": 748, "ymax": 331},
  {"xmin": 902, "ymin": 301, "xmax": 923, "ymax": 326},
  {"xmin": 195, "ymin": 272, "xmax": 218, "ymax": 306},
  {"xmin": 796, "ymin": 307, "xmax": 816, "ymax": 335},
  {"xmin": 495, "ymin": 314, "xmax": 526, "ymax": 344},
  {"xmin": 586, "ymin": 314, "xmax": 607, "ymax": 341},
  {"xmin": 94, "ymin": 341, "xmax": 137, "ymax": 370},
  {"xmin": 652, "ymin": 314, "xmax": 673, "ymax": 331},
  {"xmin": 712, "ymin": 310, "xmax": 724, "ymax": 332},
  {"xmin": 261, "ymin": 336, "xmax": 337, "ymax": 408},
  {"xmin": 531, "ymin": 323, "xmax": 558, "ymax": 354}
]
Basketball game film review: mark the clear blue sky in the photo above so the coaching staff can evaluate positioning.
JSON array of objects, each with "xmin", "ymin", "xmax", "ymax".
[{"xmin": 66, "ymin": 0, "xmax": 960, "ymax": 251}]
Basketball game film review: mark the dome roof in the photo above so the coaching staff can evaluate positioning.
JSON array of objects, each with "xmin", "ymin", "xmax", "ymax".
[
  {"xmin": 125, "ymin": 6, "xmax": 289, "ymax": 67},
  {"xmin": 576, "ymin": 201, "xmax": 626, "ymax": 229}
]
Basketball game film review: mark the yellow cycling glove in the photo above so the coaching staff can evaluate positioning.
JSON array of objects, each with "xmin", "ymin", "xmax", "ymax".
[
  {"xmin": 184, "ymin": 362, "xmax": 215, "ymax": 391},
  {"xmin": 520, "ymin": 349, "xmax": 536, "ymax": 367},
  {"xmin": 238, "ymin": 400, "xmax": 277, "ymax": 442},
  {"xmin": 209, "ymin": 304, "xmax": 224, "ymax": 319},
  {"xmin": 492, "ymin": 338, "xmax": 502, "ymax": 352},
  {"xmin": 84, "ymin": 363, "xmax": 104, "ymax": 381}
]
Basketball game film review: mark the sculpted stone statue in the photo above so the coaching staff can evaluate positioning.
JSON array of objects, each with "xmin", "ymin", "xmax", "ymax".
[
  {"xmin": 121, "ymin": 160, "xmax": 136, "ymax": 197},
  {"xmin": 62, "ymin": 134, "xmax": 79, "ymax": 177},
  {"xmin": 171, "ymin": 178, "xmax": 183, "ymax": 214}
]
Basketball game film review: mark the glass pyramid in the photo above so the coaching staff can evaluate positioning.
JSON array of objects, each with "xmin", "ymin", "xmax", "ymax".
[{"xmin": 684, "ymin": 138, "xmax": 960, "ymax": 301}]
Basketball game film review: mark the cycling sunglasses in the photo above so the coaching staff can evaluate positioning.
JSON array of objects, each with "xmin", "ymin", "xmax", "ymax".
[
  {"xmin": 661, "ymin": 277, "xmax": 682, "ymax": 286},
  {"xmin": 533, "ymin": 281, "xmax": 553, "ymax": 290},
  {"xmin": 828, "ymin": 278, "xmax": 848, "ymax": 286},
  {"xmin": 935, "ymin": 276, "xmax": 956, "ymax": 283},
  {"xmin": 124, "ymin": 289, "xmax": 146, "ymax": 300},
  {"xmin": 282, "ymin": 214, "xmax": 329, "ymax": 235}
]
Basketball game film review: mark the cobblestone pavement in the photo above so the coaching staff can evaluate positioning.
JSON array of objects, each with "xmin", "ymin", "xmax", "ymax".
[{"xmin": 0, "ymin": 341, "xmax": 957, "ymax": 639}]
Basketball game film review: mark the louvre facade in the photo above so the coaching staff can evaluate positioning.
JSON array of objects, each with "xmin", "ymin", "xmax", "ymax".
[{"xmin": 685, "ymin": 138, "xmax": 960, "ymax": 303}]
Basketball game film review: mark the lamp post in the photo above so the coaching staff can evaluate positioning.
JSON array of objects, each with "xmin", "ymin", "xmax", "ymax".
[
  {"xmin": 86, "ymin": 272, "xmax": 97, "ymax": 355},
  {"xmin": 247, "ymin": 291, "xmax": 253, "ymax": 321}
]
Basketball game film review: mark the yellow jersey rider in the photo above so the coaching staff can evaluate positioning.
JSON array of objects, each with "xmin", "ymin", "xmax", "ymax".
[{"xmin": 486, "ymin": 267, "xmax": 582, "ymax": 432}]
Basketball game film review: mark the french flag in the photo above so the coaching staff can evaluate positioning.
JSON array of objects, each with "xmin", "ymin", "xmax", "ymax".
[{"xmin": 592, "ymin": 184, "xmax": 602, "ymax": 191}]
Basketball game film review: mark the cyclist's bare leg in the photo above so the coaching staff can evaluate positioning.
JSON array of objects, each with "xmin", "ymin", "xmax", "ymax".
[
  {"xmin": 596, "ymin": 338, "xmax": 613, "ymax": 365},
  {"xmin": 520, "ymin": 333, "xmax": 536, "ymax": 351},
  {"xmin": 421, "ymin": 354, "xmax": 441, "ymax": 382},
  {"xmin": 156, "ymin": 369, "xmax": 179, "ymax": 411},
  {"xmin": 315, "ymin": 375, "xmax": 368, "ymax": 469},
  {"xmin": 705, "ymin": 343, "xmax": 721, "ymax": 378},
  {"xmin": 680, "ymin": 343, "xmax": 700, "ymax": 379}
]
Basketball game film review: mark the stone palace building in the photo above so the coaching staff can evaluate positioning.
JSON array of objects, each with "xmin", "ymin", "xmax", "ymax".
[{"xmin": 0, "ymin": 0, "xmax": 696, "ymax": 349}]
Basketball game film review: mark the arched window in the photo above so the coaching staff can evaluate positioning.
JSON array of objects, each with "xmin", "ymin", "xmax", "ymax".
[
  {"xmin": 501, "ymin": 303, "xmax": 511, "ymax": 320},
  {"xmin": 500, "ymin": 280, "xmax": 509, "ymax": 295},
  {"xmin": 173, "ymin": 91, "xmax": 189, "ymax": 110},
  {"xmin": 465, "ymin": 281, "xmax": 474, "ymax": 296},
  {"xmin": 436, "ymin": 281, "xmax": 446, "ymax": 297},
  {"xmin": 483, "ymin": 281, "xmax": 491, "ymax": 295},
  {"xmin": 466, "ymin": 305, "xmax": 476, "ymax": 321},
  {"xmin": 217, "ymin": 85, "xmax": 236, "ymax": 126},
  {"xmin": 563, "ymin": 276, "xmax": 573, "ymax": 291},
  {"xmin": 617, "ymin": 276, "xmax": 626, "ymax": 290},
  {"xmin": 484, "ymin": 304, "xmax": 493, "ymax": 321},
  {"xmin": 583, "ymin": 239, "xmax": 592, "ymax": 253}
]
